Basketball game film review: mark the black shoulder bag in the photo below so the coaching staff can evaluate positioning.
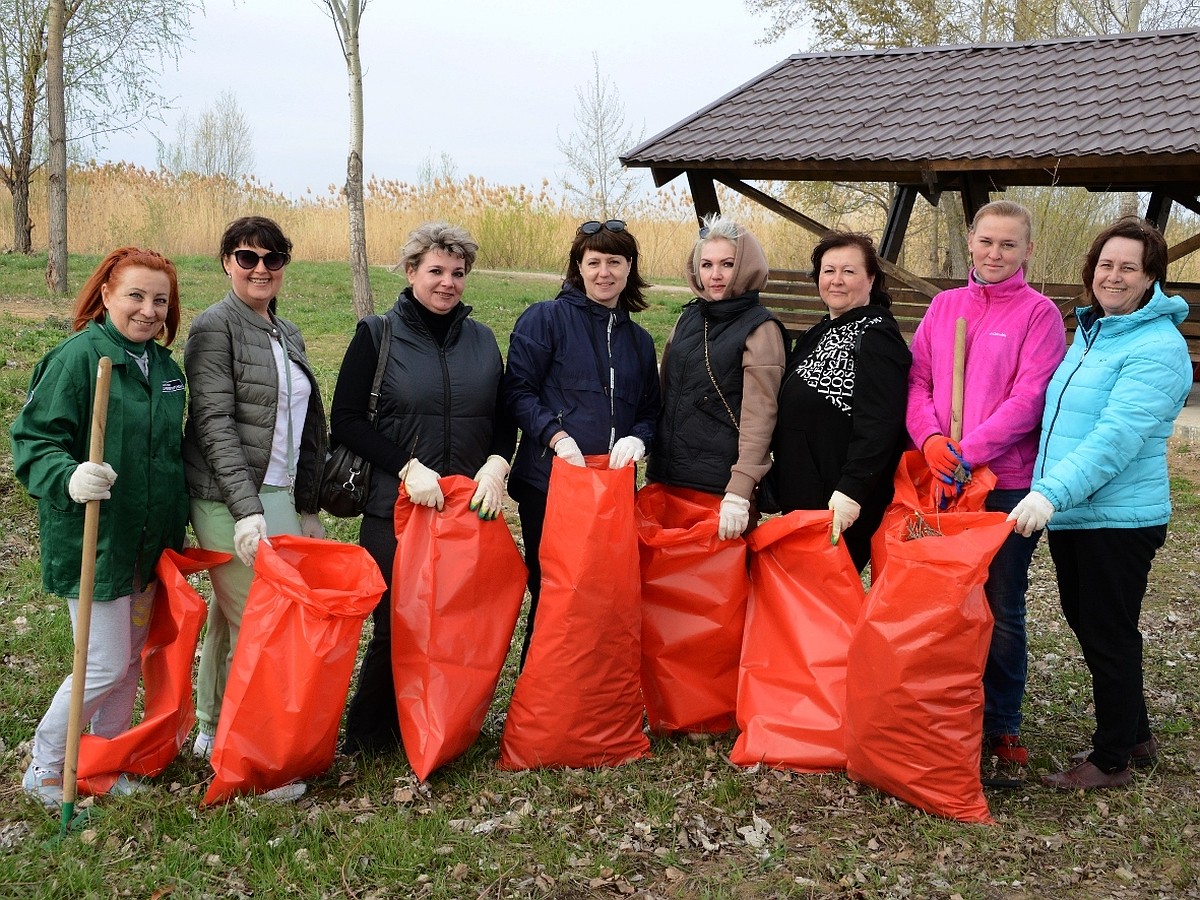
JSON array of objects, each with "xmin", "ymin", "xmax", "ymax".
[{"xmin": 319, "ymin": 315, "xmax": 391, "ymax": 517}]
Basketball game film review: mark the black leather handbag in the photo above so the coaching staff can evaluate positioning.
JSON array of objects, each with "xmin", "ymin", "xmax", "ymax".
[{"xmin": 318, "ymin": 316, "xmax": 390, "ymax": 517}]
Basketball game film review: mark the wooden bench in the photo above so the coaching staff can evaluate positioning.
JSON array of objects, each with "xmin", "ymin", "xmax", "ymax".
[{"xmin": 763, "ymin": 270, "xmax": 1200, "ymax": 379}]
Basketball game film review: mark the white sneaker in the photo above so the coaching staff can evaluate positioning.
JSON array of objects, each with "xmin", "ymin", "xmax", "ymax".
[
  {"xmin": 191, "ymin": 730, "xmax": 214, "ymax": 760},
  {"xmin": 108, "ymin": 772, "xmax": 148, "ymax": 796},
  {"xmin": 261, "ymin": 781, "xmax": 306, "ymax": 803},
  {"xmin": 22, "ymin": 763, "xmax": 63, "ymax": 807}
]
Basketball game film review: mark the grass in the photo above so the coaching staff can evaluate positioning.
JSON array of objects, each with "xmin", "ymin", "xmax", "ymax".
[{"xmin": 2, "ymin": 254, "xmax": 1200, "ymax": 898}]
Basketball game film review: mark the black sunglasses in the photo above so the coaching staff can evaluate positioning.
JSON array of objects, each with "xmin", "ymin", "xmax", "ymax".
[
  {"xmin": 578, "ymin": 219, "xmax": 627, "ymax": 235},
  {"xmin": 232, "ymin": 249, "xmax": 290, "ymax": 271}
]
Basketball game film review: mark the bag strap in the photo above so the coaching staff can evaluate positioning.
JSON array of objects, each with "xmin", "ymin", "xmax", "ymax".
[{"xmin": 365, "ymin": 314, "xmax": 391, "ymax": 425}]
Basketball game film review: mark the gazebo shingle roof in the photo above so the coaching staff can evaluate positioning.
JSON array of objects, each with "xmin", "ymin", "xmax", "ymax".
[{"xmin": 622, "ymin": 29, "xmax": 1200, "ymax": 191}]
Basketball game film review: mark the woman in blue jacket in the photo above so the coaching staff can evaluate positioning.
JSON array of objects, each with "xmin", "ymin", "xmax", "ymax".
[
  {"xmin": 503, "ymin": 220, "xmax": 660, "ymax": 666},
  {"xmin": 1009, "ymin": 217, "xmax": 1192, "ymax": 790}
]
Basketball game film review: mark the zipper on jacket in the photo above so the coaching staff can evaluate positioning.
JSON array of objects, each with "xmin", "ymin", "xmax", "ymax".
[
  {"xmin": 439, "ymin": 346, "xmax": 452, "ymax": 466},
  {"xmin": 1036, "ymin": 324, "xmax": 1094, "ymax": 481},
  {"xmin": 606, "ymin": 311, "xmax": 616, "ymax": 452}
]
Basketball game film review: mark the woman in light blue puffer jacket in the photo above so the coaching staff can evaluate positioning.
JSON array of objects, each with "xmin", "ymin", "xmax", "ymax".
[{"xmin": 1009, "ymin": 216, "xmax": 1192, "ymax": 791}]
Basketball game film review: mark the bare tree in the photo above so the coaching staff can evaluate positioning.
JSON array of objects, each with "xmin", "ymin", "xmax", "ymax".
[
  {"xmin": 158, "ymin": 91, "xmax": 256, "ymax": 180},
  {"xmin": 45, "ymin": 0, "xmax": 66, "ymax": 292},
  {"xmin": 322, "ymin": 0, "xmax": 372, "ymax": 320},
  {"xmin": 0, "ymin": 0, "xmax": 198, "ymax": 253},
  {"xmin": 557, "ymin": 53, "xmax": 645, "ymax": 220},
  {"xmin": 744, "ymin": 0, "xmax": 1199, "ymax": 47}
]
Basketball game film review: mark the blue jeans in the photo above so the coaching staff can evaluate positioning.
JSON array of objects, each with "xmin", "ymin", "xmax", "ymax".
[{"xmin": 982, "ymin": 488, "xmax": 1041, "ymax": 739}]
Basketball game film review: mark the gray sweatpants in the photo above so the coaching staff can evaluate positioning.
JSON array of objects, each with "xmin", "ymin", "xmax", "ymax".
[{"xmin": 31, "ymin": 585, "xmax": 155, "ymax": 773}]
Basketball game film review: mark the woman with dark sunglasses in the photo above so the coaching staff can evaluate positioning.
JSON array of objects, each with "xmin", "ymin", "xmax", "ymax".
[
  {"xmin": 646, "ymin": 215, "xmax": 787, "ymax": 540},
  {"xmin": 181, "ymin": 216, "xmax": 326, "ymax": 798},
  {"xmin": 503, "ymin": 219, "xmax": 661, "ymax": 666}
]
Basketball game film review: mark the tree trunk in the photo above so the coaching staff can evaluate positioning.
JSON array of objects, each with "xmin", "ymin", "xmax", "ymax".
[
  {"xmin": 11, "ymin": 172, "xmax": 34, "ymax": 253},
  {"xmin": 341, "ymin": 0, "xmax": 372, "ymax": 320},
  {"xmin": 46, "ymin": 0, "xmax": 69, "ymax": 293}
]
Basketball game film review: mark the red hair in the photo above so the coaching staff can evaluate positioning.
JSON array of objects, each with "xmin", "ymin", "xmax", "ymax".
[{"xmin": 72, "ymin": 247, "xmax": 182, "ymax": 346}]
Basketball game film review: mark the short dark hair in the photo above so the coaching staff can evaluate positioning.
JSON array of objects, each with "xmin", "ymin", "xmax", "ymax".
[
  {"xmin": 218, "ymin": 215, "xmax": 293, "ymax": 262},
  {"xmin": 810, "ymin": 231, "xmax": 892, "ymax": 308},
  {"xmin": 1082, "ymin": 216, "xmax": 1167, "ymax": 316},
  {"xmin": 564, "ymin": 225, "xmax": 651, "ymax": 312}
]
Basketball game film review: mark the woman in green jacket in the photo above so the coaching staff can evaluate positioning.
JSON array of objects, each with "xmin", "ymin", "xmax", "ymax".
[{"xmin": 11, "ymin": 247, "xmax": 188, "ymax": 807}]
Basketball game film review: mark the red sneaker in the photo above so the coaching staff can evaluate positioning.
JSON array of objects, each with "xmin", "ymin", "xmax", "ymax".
[{"xmin": 988, "ymin": 734, "xmax": 1029, "ymax": 766}]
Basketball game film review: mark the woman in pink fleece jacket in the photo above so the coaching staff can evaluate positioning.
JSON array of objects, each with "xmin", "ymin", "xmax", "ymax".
[{"xmin": 906, "ymin": 200, "xmax": 1066, "ymax": 780}]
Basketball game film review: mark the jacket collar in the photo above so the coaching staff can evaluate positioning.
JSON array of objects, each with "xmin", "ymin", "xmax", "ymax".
[
  {"xmin": 558, "ymin": 282, "xmax": 630, "ymax": 323},
  {"xmin": 690, "ymin": 290, "xmax": 763, "ymax": 323},
  {"xmin": 221, "ymin": 290, "xmax": 280, "ymax": 332},
  {"xmin": 394, "ymin": 287, "xmax": 472, "ymax": 329},
  {"xmin": 965, "ymin": 267, "xmax": 1032, "ymax": 303}
]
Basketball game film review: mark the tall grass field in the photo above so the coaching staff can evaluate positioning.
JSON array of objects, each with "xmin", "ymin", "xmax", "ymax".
[{"xmin": 1, "ymin": 251, "xmax": 1199, "ymax": 898}]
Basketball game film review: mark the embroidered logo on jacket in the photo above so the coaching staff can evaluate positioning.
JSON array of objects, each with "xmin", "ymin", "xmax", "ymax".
[{"xmin": 162, "ymin": 379, "xmax": 185, "ymax": 393}]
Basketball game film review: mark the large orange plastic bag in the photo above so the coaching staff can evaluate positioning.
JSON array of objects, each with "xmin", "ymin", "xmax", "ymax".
[
  {"xmin": 499, "ymin": 456, "xmax": 649, "ymax": 769},
  {"xmin": 203, "ymin": 535, "xmax": 386, "ymax": 804},
  {"xmin": 870, "ymin": 450, "xmax": 997, "ymax": 576},
  {"xmin": 846, "ymin": 512, "xmax": 1012, "ymax": 824},
  {"xmin": 77, "ymin": 548, "xmax": 230, "ymax": 795},
  {"xmin": 729, "ymin": 510, "xmax": 865, "ymax": 771},
  {"xmin": 391, "ymin": 475, "xmax": 526, "ymax": 781},
  {"xmin": 636, "ymin": 483, "xmax": 748, "ymax": 735}
]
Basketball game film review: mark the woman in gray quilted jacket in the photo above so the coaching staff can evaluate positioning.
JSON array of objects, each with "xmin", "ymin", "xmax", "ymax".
[{"xmin": 181, "ymin": 216, "xmax": 327, "ymax": 795}]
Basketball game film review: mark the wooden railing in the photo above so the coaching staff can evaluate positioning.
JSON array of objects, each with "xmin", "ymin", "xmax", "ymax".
[{"xmin": 762, "ymin": 270, "xmax": 1200, "ymax": 377}]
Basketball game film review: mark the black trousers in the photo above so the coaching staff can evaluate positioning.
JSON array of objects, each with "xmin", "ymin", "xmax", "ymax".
[
  {"xmin": 1047, "ymin": 524, "xmax": 1166, "ymax": 772},
  {"xmin": 342, "ymin": 513, "xmax": 402, "ymax": 754},
  {"xmin": 514, "ymin": 487, "xmax": 548, "ymax": 670}
]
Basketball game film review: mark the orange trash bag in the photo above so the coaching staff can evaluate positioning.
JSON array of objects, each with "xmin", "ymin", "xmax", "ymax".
[
  {"xmin": 77, "ymin": 548, "xmax": 231, "ymax": 796},
  {"xmin": 392, "ymin": 475, "xmax": 526, "ymax": 781},
  {"xmin": 729, "ymin": 510, "xmax": 866, "ymax": 771},
  {"xmin": 203, "ymin": 535, "xmax": 386, "ymax": 805},
  {"xmin": 636, "ymin": 483, "xmax": 748, "ymax": 735},
  {"xmin": 499, "ymin": 456, "xmax": 650, "ymax": 769},
  {"xmin": 846, "ymin": 512, "xmax": 1012, "ymax": 824},
  {"xmin": 870, "ymin": 450, "xmax": 998, "ymax": 576}
]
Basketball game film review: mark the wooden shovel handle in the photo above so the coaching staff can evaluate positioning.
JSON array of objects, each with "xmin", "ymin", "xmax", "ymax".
[
  {"xmin": 950, "ymin": 318, "xmax": 967, "ymax": 443},
  {"xmin": 62, "ymin": 356, "xmax": 112, "ymax": 805}
]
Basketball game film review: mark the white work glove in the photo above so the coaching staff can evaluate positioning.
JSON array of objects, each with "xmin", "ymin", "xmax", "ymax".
[
  {"xmin": 828, "ymin": 490, "xmax": 861, "ymax": 545},
  {"xmin": 299, "ymin": 512, "xmax": 325, "ymax": 539},
  {"xmin": 470, "ymin": 455, "xmax": 510, "ymax": 521},
  {"xmin": 68, "ymin": 461, "xmax": 117, "ymax": 503},
  {"xmin": 718, "ymin": 493, "xmax": 751, "ymax": 541},
  {"xmin": 1007, "ymin": 490, "xmax": 1054, "ymax": 537},
  {"xmin": 608, "ymin": 436, "xmax": 646, "ymax": 469},
  {"xmin": 553, "ymin": 435, "xmax": 586, "ymax": 467},
  {"xmin": 400, "ymin": 457, "xmax": 444, "ymax": 510},
  {"xmin": 233, "ymin": 514, "xmax": 269, "ymax": 568}
]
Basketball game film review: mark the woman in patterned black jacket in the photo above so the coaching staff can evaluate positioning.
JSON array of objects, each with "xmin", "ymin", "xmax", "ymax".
[{"xmin": 771, "ymin": 231, "xmax": 911, "ymax": 572}]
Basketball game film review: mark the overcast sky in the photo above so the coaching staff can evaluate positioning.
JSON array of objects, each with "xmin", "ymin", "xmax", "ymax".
[{"xmin": 98, "ymin": 0, "xmax": 805, "ymax": 199}]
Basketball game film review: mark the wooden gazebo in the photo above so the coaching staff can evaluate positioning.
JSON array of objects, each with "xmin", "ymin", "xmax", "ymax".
[{"xmin": 621, "ymin": 29, "xmax": 1200, "ymax": 368}]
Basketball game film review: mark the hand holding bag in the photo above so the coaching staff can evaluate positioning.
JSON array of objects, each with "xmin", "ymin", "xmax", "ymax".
[{"xmin": 320, "ymin": 316, "xmax": 390, "ymax": 517}]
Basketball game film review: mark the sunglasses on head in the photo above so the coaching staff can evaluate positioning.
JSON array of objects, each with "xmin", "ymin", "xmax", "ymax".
[
  {"xmin": 578, "ymin": 219, "xmax": 627, "ymax": 235},
  {"xmin": 232, "ymin": 249, "xmax": 290, "ymax": 271}
]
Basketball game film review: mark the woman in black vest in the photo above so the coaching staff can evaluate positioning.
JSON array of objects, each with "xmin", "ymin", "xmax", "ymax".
[
  {"xmin": 330, "ymin": 222, "xmax": 516, "ymax": 755},
  {"xmin": 771, "ymin": 231, "xmax": 911, "ymax": 572},
  {"xmin": 647, "ymin": 216, "xmax": 786, "ymax": 538}
]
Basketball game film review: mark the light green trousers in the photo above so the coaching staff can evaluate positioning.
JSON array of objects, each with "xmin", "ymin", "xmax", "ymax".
[{"xmin": 191, "ymin": 487, "xmax": 302, "ymax": 733}]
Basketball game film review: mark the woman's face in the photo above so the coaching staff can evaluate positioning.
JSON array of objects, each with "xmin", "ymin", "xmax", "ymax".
[
  {"xmin": 407, "ymin": 249, "xmax": 467, "ymax": 314},
  {"xmin": 698, "ymin": 238, "xmax": 737, "ymax": 301},
  {"xmin": 101, "ymin": 264, "xmax": 171, "ymax": 343},
  {"xmin": 1092, "ymin": 236, "xmax": 1154, "ymax": 317},
  {"xmin": 578, "ymin": 249, "xmax": 630, "ymax": 308},
  {"xmin": 967, "ymin": 214, "xmax": 1032, "ymax": 284},
  {"xmin": 224, "ymin": 243, "xmax": 286, "ymax": 312},
  {"xmin": 817, "ymin": 245, "xmax": 874, "ymax": 318}
]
